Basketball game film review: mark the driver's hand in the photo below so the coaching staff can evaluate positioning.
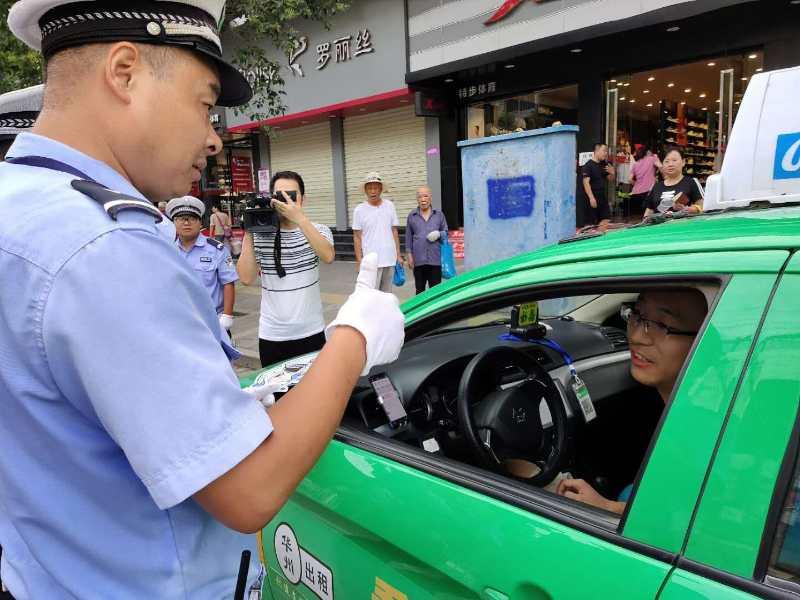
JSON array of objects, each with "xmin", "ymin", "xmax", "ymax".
[
  {"xmin": 556, "ymin": 478, "xmax": 623, "ymax": 514},
  {"xmin": 326, "ymin": 253, "xmax": 405, "ymax": 375}
]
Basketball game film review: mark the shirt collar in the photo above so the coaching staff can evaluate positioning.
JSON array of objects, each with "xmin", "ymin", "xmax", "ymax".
[
  {"xmin": 7, "ymin": 133, "xmax": 147, "ymax": 201},
  {"xmin": 412, "ymin": 207, "xmax": 436, "ymax": 217},
  {"xmin": 173, "ymin": 233, "xmax": 206, "ymax": 251}
]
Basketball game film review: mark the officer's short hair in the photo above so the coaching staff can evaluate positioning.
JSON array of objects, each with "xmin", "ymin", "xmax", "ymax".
[{"xmin": 270, "ymin": 171, "xmax": 305, "ymax": 196}]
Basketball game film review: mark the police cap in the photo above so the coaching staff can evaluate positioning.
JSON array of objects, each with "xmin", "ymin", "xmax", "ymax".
[
  {"xmin": 165, "ymin": 195, "xmax": 205, "ymax": 220},
  {"xmin": 7, "ymin": 1, "xmax": 251, "ymax": 107},
  {"xmin": 0, "ymin": 84, "xmax": 44, "ymax": 141}
]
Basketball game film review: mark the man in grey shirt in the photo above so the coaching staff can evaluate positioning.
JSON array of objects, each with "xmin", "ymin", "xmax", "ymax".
[{"xmin": 405, "ymin": 186, "xmax": 448, "ymax": 294}]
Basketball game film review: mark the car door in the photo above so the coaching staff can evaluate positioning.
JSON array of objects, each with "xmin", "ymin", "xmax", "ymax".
[
  {"xmin": 658, "ymin": 252, "xmax": 800, "ymax": 599},
  {"xmin": 259, "ymin": 249, "xmax": 785, "ymax": 600}
]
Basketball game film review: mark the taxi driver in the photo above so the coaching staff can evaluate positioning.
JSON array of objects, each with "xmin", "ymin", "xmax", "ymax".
[{"xmin": 556, "ymin": 288, "xmax": 709, "ymax": 514}]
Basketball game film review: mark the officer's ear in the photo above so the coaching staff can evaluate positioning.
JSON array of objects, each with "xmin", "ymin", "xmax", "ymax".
[{"xmin": 104, "ymin": 42, "xmax": 142, "ymax": 105}]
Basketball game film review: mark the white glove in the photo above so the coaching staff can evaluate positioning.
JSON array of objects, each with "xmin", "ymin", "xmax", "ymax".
[
  {"xmin": 326, "ymin": 253, "xmax": 405, "ymax": 375},
  {"xmin": 219, "ymin": 313, "xmax": 234, "ymax": 330},
  {"xmin": 243, "ymin": 382, "xmax": 285, "ymax": 410},
  {"xmin": 426, "ymin": 230, "xmax": 441, "ymax": 242}
]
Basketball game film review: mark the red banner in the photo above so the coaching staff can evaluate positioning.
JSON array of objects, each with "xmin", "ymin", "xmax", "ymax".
[{"xmin": 231, "ymin": 155, "xmax": 254, "ymax": 193}]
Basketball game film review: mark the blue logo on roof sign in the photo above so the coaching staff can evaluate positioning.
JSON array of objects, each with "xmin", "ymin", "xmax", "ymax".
[{"xmin": 774, "ymin": 132, "xmax": 800, "ymax": 179}]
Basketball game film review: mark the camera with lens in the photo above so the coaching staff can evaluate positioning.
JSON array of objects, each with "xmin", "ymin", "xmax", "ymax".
[{"xmin": 242, "ymin": 190, "xmax": 296, "ymax": 233}]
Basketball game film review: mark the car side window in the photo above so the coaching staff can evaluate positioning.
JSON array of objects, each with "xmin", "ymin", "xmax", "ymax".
[{"xmin": 767, "ymin": 454, "xmax": 800, "ymax": 583}]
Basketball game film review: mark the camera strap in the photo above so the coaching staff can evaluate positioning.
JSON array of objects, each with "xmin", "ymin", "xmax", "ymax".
[{"xmin": 273, "ymin": 229, "xmax": 286, "ymax": 278}]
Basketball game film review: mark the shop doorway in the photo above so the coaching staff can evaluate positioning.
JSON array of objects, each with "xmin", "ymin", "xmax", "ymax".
[{"xmin": 605, "ymin": 51, "xmax": 764, "ymax": 218}]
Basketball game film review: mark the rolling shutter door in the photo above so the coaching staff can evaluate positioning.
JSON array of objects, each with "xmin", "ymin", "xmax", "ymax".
[
  {"xmin": 269, "ymin": 122, "xmax": 336, "ymax": 226},
  {"xmin": 344, "ymin": 105, "xmax": 427, "ymax": 226}
]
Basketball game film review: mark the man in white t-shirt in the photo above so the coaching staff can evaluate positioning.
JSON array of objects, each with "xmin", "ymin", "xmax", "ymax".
[
  {"xmin": 352, "ymin": 172, "xmax": 402, "ymax": 292},
  {"xmin": 237, "ymin": 171, "xmax": 336, "ymax": 367}
]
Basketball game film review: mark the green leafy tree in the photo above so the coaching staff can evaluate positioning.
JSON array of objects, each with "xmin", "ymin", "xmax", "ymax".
[
  {"xmin": 224, "ymin": 0, "xmax": 351, "ymax": 122},
  {"xmin": 0, "ymin": 0, "xmax": 44, "ymax": 94}
]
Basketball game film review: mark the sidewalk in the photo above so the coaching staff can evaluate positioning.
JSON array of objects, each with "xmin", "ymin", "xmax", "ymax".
[{"xmin": 231, "ymin": 261, "xmax": 421, "ymax": 372}]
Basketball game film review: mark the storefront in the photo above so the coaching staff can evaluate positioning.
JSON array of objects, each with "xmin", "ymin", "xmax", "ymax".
[
  {"xmin": 222, "ymin": 0, "xmax": 436, "ymax": 241},
  {"xmin": 406, "ymin": 0, "xmax": 800, "ymax": 226}
]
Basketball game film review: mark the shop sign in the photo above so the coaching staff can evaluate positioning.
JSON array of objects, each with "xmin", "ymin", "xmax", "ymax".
[
  {"xmin": 231, "ymin": 155, "xmax": 254, "ymax": 193},
  {"xmin": 457, "ymin": 81, "xmax": 498, "ymax": 101},
  {"xmin": 485, "ymin": 0, "xmax": 561, "ymax": 25},
  {"xmin": 286, "ymin": 29, "xmax": 375, "ymax": 77},
  {"xmin": 415, "ymin": 90, "xmax": 449, "ymax": 117}
]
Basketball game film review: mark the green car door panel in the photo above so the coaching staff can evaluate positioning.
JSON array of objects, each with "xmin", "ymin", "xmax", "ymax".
[
  {"xmin": 658, "ymin": 569, "xmax": 764, "ymax": 600},
  {"xmin": 683, "ymin": 256, "xmax": 800, "ymax": 577},
  {"xmin": 623, "ymin": 270, "xmax": 784, "ymax": 553},
  {"xmin": 261, "ymin": 440, "xmax": 674, "ymax": 600}
]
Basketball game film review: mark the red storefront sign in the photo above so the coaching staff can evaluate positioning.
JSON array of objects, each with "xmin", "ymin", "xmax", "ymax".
[
  {"xmin": 231, "ymin": 155, "xmax": 254, "ymax": 193},
  {"xmin": 485, "ymin": 0, "xmax": 555, "ymax": 24}
]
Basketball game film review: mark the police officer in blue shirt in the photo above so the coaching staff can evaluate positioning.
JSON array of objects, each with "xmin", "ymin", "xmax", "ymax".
[
  {"xmin": 0, "ymin": 84, "xmax": 43, "ymax": 161},
  {"xmin": 166, "ymin": 195, "xmax": 237, "ymax": 332},
  {"xmin": 0, "ymin": 1, "xmax": 405, "ymax": 599}
]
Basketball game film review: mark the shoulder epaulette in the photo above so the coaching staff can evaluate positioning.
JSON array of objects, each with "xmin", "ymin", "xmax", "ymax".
[
  {"xmin": 206, "ymin": 237, "xmax": 223, "ymax": 249},
  {"xmin": 71, "ymin": 180, "xmax": 162, "ymax": 223}
]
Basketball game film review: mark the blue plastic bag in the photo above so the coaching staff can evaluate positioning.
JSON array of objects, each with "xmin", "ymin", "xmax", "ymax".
[
  {"xmin": 393, "ymin": 261, "xmax": 406, "ymax": 286},
  {"xmin": 441, "ymin": 239, "xmax": 456, "ymax": 279}
]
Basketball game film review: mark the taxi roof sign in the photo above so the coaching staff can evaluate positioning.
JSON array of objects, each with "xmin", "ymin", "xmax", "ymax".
[{"xmin": 705, "ymin": 65, "xmax": 800, "ymax": 211}]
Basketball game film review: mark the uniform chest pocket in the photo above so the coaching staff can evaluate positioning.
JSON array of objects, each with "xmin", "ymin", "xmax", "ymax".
[{"xmin": 194, "ymin": 259, "xmax": 217, "ymax": 285}]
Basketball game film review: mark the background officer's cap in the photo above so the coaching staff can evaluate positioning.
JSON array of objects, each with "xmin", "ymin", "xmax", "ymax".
[
  {"xmin": 7, "ymin": 0, "xmax": 251, "ymax": 107},
  {"xmin": 166, "ymin": 195, "xmax": 205, "ymax": 220},
  {"xmin": 0, "ymin": 84, "xmax": 43, "ymax": 141}
]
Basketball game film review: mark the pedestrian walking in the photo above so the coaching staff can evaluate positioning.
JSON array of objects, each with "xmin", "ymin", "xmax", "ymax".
[
  {"xmin": 0, "ymin": 1, "xmax": 404, "ymax": 598},
  {"xmin": 166, "ymin": 196, "xmax": 238, "ymax": 336},
  {"xmin": 578, "ymin": 142, "xmax": 615, "ymax": 229},
  {"xmin": 209, "ymin": 203, "xmax": 232, "ymax": 247},
  {"xmin": 352, "ymin": 172, "xmax": 402, "ymax": 292},
  {"xmin": 237, "ymin": 170, "xmax": 336, "ymax": 368},
  {"xmin": 0, "ymin": 84, "xmax": 42, "ymax": 161},
  {"xmin": 630, "ymin": 145, "xmax": 662, "ymax": 215},
  {"xmin": 643, "ymin": 147, "xmax": 705, "ymax": 218},
  {"xmin": 406, "ymin": 185, "xmax": 448, "ymax": 294}
]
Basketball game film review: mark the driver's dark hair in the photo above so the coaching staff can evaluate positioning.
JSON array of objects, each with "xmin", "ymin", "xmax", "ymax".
[
  {"xmin": 593, "ymin": 142, "xmax": 607, "ymax": 151},
  {"xmin": 270, "ymin": 170, "xmax": 305, "ymax": 196}
]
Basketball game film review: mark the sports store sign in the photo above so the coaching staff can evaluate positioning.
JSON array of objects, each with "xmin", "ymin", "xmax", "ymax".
[{"xmin": 406, "ymin": 0, "xmax": 756, "ymax": 73}]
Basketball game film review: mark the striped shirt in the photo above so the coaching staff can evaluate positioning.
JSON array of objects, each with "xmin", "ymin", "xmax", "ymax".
[{"xmin": 253, "ymin": 223, "xmax": 334, "ymax": 341}]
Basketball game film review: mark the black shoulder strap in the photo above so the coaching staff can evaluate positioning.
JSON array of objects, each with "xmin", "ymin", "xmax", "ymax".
[
  {"xmin": 206, "ymin": 237, "xmax": 223, "ymax": 249},
  {"xmin": 71, "ymin": 180, "xmax": 162, "ymax": 223}
]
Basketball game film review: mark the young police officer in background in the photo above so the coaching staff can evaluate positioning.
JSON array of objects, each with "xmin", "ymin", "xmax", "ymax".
[
  {"xmin": 237, "ymin": 171, "xmax": 336, "ymax": 367},
  {"xmin": 166, "ymin": 195, "xmax": 237, "ymax": 336},
  {"xmin": 0, "ymin": 1, "xmax": 404, "ymax": 598}
]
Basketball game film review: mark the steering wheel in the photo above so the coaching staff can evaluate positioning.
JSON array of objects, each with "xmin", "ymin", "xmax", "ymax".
[{"xmin": 458, "ymin": 345, "xmax": 569, "ymax": 486}]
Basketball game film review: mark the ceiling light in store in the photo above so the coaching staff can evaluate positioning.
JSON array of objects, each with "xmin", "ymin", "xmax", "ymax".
[
  {"xmin": 716, "ymin": 111, "xmax": 720, "ymax": 114},
  {"xmin": 667, "ymin": 82, "xmax": 675, "ymax": 87},
  {"xmin": 646, "ymin": 102, "xmax": 653, "ymax": 107},
  {"xmin": 716, "ymin": 99, "xmax": 720, "ymax": 103},
  {"xmin": 702, "ymin": 107, "xmax": 708, "ymax": 111},
  {"xmin": 629, "ymin": 99, "xmax": 636, "ymax": 103},
  {"xmin": 680, "ymin": 101, "xmax": 686, "ymax": 105},
  {"xmin": 610, "ymin": 79, "xmax": 617, "ymax": 83},
  {"xmin": 647, "ymin": 76, "xmax": 655, "ymax": 82},
  {"xmin": 741, "ymin": 76, "xmax": 748, "ymax": 81},
  {"xmin": 666, "ymin": 26, "xmax": 680, "ymax": 32},
  {"xmin": 643, "ymin": 89, "xmax": 650, "ymax": 94},
  {"xmin": 699, "ymin": 93, "xmax": 707, "ymax": 98},
  {"xmin": 684, "ymin": 88, "xmax": 692, "ymax": 93},
  {"xmin": 707, "ymin": 62, "xmax": 716, "ymax": 67},
  {"xmin": 504, "ymin": 64, "xmax": 516, "ymax": 69},
  {"xmin": 624, "ymin": 82, "xmax": 631, "ymax": 87},
  {"xmin": 444, "ymin": 78, "xmax": 454, "ymax": 83},
  {"xmin": 748, "ymin": 53, "xmax": 758, "ymax": 59},
  {"xmin": 619, "ymin": 96, "xmax": 626, "ymax": 101},
  {"xmin": 735, "ymin": 100, "xmax": 741, "ymax": 104},
  {"xmin": 570, "ymin": 48, "xmax": 582, "ymax": 53},
  {"xmin": 756, "ymin": 67, "xmax": 763, "ymax": 72}
]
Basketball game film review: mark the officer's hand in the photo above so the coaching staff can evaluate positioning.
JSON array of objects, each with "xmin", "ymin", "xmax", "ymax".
[
  {"xmin": 272, "ymin": 191, "xmax": 307, "ymax": 226},
  {"xmin": 219, "ymin": 313, "xmax": 234, "ymax": 331},
  {"xmin": 243, "ymin": 382, "xmax": 284, "ymax": 409},
  {"xmin": 426, "ymin": 230, "xmax": 441, "ymax": 243},
  {"xmin": 326, "ymin": 253, "xmax": 405, "ymax": 375}
]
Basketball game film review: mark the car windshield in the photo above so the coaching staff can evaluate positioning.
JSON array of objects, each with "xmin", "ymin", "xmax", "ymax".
[{"xmin": 431, "ymin": 295, "xmax": 601, "ymax": 333}]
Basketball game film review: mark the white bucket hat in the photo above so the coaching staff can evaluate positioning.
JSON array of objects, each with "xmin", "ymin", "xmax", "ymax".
[{"xmin": 362, "ymin": 171, "xmax": 386, "ymax": 194}]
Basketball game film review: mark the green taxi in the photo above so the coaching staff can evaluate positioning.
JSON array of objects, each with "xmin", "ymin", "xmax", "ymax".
[{"xmin": 244, "ymin": 205, "xmax": 800, "ymax": 600}]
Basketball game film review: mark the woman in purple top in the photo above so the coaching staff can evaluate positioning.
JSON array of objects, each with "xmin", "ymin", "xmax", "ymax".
[{"xmin": 630, "ymin": 145, "xmax": 663, "ymax": 214}]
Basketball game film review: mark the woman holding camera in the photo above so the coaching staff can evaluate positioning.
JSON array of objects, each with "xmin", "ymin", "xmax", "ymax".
[{"xmin": 237, "ymin": 171, "xmax": 336, "ymax": 368}]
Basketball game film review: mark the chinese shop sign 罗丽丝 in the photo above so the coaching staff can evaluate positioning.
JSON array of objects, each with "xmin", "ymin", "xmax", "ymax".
[{"xmin": 286, "ymin": 29, "xmax": 374, "ymax": 77}]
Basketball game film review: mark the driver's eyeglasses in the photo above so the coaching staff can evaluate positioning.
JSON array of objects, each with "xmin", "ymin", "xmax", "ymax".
[
  {"xmin": 620, "ymin": 303, "xmax": 699, "ymax": 340},
  {"xmin": 174, "ymin": 215, "xmax": 200, "ymax": 223}
]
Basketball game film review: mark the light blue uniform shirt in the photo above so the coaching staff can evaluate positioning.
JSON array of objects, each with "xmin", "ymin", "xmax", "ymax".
[
  {"xmin": 175, "ymin": 234, "xmax": 238, "ymax": 314},
  {"xmin": 0, "ymin": 133, "xmax": 272, "ymax": 599}
]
